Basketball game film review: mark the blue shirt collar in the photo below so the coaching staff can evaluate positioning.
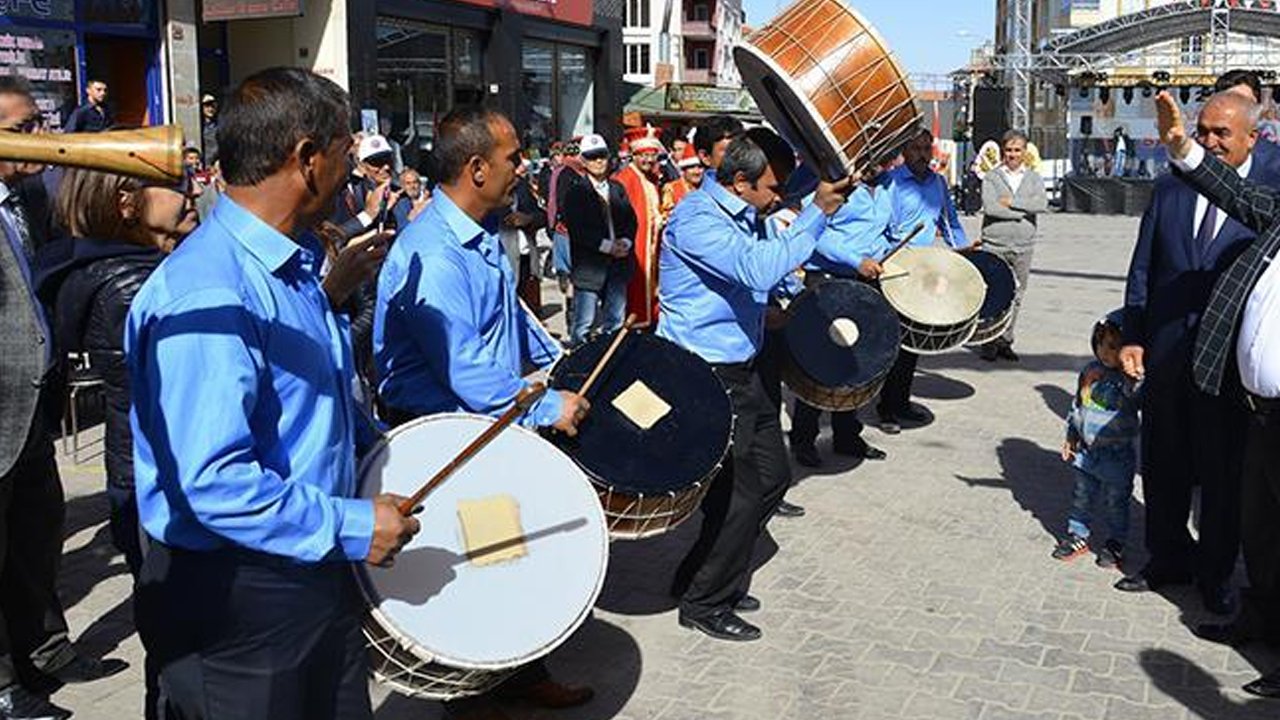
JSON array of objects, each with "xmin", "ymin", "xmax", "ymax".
[
  {"xmin": 433, "ymin": 188, "xmax": 494, "ymax": 247},
  {"xmin": 703, "ymin": 177, "xmax": 750, "ymax": 220},
  {"xmin": 210, "ymin": 195, "xmax": 304, "ymax": 273}
]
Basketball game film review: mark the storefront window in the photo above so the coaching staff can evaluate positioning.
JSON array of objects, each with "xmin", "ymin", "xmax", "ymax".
[
  {"xmin": 0, "ymin": 27, "xmax": 77, "ymax": 129},
  {"xmin": 558, "ymin": 45, "xmax": 592, "ymax": 139},
  {"xmin": 521, "ymin": 41, "xmax": 554, "ymax": 152},
  {"xmin": 521, "ymin": 41, "xmax": 594, "ymax": 151}
]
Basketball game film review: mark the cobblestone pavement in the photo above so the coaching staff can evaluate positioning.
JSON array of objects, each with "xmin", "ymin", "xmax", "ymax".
[{"xmin": 48, "ymin": 213, "xmax": 1280, "ymax": 720}]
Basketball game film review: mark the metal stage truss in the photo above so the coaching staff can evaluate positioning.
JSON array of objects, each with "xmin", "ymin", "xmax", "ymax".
[{"xmin": 994, "ymin": 0, "xmax": 1280, "ymax": 128}]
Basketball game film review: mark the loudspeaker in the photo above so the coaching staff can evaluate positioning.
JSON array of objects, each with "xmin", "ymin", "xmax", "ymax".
[
  {"xmin": 972, "ymin": 87, "xmax": 1009, "ymax": 143},
  {"xmin": 1079, "ymin": 115, "xmax": 1093, "ymax": 135}
]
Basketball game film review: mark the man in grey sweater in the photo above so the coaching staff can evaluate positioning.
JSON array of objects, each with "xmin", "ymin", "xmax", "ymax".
[{"xmin": 980, "ymin": 129, "xmax": 1049, "ymax": 361}]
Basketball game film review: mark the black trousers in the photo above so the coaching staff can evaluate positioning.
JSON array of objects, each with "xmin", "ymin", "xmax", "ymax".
[
  {"xmin": 135, "ymin": 543, "xmax": 372, "ymax": 720},
  {"xmin": 1140, "ymin": 371, "xmax": 1245, "ymax": 588},
  {"xmin": 876, "ymin": 350, "xmax": 919, "ymax": 417},
  {"xmin": 0, "ymin": 422, "xmax": 72, "ymax": 692},
  {"xmin": 790, "ymin": 401, "xmax": 864, "ymax": 450},
  {"xmin": 676, "ymin": 362, "xmax": 791, "ymax": 620},
  {"xmin": 1237, "ymin": 412, "xmax": 1280, "ymax": 643}
]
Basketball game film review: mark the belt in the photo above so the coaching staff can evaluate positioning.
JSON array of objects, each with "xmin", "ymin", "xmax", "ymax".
[{"xmin": 1244, "ymin": 393, "xmax": 1280, "ymax": 415}]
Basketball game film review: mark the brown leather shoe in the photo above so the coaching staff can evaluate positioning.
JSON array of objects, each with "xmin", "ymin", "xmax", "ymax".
[{"xmin": 516, "ymin": 680, "xmax": 595, "ymax": 709}]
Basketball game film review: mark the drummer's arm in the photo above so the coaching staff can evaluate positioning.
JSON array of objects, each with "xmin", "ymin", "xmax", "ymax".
[
  {"xmin": 672, "ymin": 200, "xmax": 825, "ymax": 292},
  {"xmin": 940, "ymin": 179, "xmax": 971, "ymax": 249},
  {"xmin": 130, "ymin": 291, "xmax": 375, "ymax": 563},
  {"xmin": 519, "ymin": 299, "xmax": 563, "ymax": 370},
  {"xmin": 401, "ymin": 258, "xmax": 564, "ymax": 428}
]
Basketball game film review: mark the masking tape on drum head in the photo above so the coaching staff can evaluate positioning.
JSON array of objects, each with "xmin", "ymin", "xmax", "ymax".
[
  {"xmin": 611, "ymin": 380, "xmax": 672, "ymax": 431},
  {"xmin": 457, "ymin": 494, "xmax": 527, "ymax": 566}
]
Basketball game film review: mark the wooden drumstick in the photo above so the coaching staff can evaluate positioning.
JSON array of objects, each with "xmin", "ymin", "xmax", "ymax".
[
  {"xmin": 396, "ymin": 383, "xmax": 548, "ymax": 516},
  {"xmin": 577, "ymin": 314, "xmax": 637, "ymax": 397},
  {"xmin": 879, "ymin": 222, "xmax": 927, "ymax": 267}
]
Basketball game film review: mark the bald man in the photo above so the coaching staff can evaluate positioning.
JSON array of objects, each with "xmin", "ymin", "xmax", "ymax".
[{"xmin": 1115, "ymin": 92, "xmax": 1279, "ymax": 614}]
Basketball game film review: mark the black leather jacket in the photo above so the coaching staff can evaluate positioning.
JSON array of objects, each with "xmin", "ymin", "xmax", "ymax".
[{"xmin": 36, "ymin": 237, "xmax": 163, "ymax": 491}]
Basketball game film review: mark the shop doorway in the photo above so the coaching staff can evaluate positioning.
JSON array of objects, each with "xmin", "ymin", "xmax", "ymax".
[{"xmin": 83, "ymin": 35, "xmax": 154, "ymax": 125}]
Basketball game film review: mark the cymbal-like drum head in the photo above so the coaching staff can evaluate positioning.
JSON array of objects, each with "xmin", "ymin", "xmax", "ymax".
[
  {"xmin": 881, "ymin": 247, "xmax": 986, "ymax": 326},
  {"xmin": 734, "ymin": 0, "xmax": 921, "ymax": 181}
]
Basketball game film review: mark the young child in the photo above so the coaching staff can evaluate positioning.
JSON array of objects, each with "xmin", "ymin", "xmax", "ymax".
[{"xmin": 1055, "ymin": 312, "xmax": 1141, "ymax": 568}]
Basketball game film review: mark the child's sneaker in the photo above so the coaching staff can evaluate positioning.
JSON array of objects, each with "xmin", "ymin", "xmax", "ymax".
[
  {"xmin": 1095, "ymin": 540, "xmax": 1124, "ymax": 569},
  {"xmin": 1052, "ymin": 533, "xmax": 1089, "ymax": 561}
]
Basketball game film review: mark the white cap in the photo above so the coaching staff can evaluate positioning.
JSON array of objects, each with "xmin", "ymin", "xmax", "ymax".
[
  {"xmin": 578, "ymin": 133, "xmax": 608, "ymax": 155},
  {"xmin": 357, "ymin": 134, "xmax": 394, "ymax": 163}
]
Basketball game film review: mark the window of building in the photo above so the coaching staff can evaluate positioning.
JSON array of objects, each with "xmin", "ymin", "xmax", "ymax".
[
  {"xmin": 626, "ymin": 0, "xmax": 650, "ymax": 28},
  {"xmin": 691, "ymin": 2, "xmax": 709, "ymax": 21},
  {"xmin": 376, "ymin": 19, "xmax": 484, "ymax": 165},
  {"xmin": 626, "ymin": 43, "xmax": 652, "ymax": 75},
  {"xmin": 1180, "ymin": 34, "xmax": 1204, "ymax": 65},
  {"xmin": 691, "ymin": 47, "xmax": 709, "ymax": 70},
  {"xmin": 522, "ymin": 41, "xmax": 595, "ymax": 151}
]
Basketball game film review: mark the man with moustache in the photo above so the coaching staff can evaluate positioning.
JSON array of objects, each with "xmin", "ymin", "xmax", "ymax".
[{"xmin": 125, "ymin": 67, "xmax": 419, "ymax": 720}]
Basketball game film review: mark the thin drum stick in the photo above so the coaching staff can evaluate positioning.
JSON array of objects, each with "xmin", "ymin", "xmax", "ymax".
[
  {"xmin": 879, "ymin": 222, "xmax": 928, "ymax": 267},
  {"xmin": 577, "ymin": 314, "xmax": 637, "ymax": 397},
  {"xmin": 396, "ymin": 383, "xmax": 548, "ymax": 516}
]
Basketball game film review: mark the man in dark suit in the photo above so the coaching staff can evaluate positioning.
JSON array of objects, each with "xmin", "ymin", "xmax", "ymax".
[
  {"xmin": 0, "ymin": 76, "xmax": 124, "ymax": 720},
  {"xmin": 563, "ymin": 133, "xmax": 638, "ymax": 347},
  {"xmin": 1115, "ymin": 92, "xmax": 1274, "ymax": 615},
  {"xmin": 1154, "ymin": 87, "xmax": 1280, "ymax": 701}
]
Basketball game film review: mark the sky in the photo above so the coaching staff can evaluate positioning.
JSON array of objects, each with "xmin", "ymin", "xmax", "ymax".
[{"xmin": 738, "ymin": 0, "xmax": 996, "ymax": 78}]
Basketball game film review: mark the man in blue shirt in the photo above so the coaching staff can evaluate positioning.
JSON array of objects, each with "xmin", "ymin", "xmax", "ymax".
[
  {"xmin": 373, "ymin": 107, "xmax": 593, "ymax": 717},
  {"xmin": 126, "ymin": 68, "xmax": 419, "ymax": 720},
  {"xmin": 876, "ymin": 128, "xmax": 973, "ymax": 433},
  {"xmin": 789, "ymin": 162, "xmax": 895, "ymax": 467},
  {"xmin": 661, "ymin": 131, "xmax": 849, "ymax": 642}
]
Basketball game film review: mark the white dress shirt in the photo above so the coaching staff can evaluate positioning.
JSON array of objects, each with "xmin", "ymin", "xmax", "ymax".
[
  {"xmin": 1174, "ymin": 143, "xmax": 1279, "ymax": 397},
  {"xmin": 999, "ymin": 164, "xmax": 1025, "ymax": 194}
]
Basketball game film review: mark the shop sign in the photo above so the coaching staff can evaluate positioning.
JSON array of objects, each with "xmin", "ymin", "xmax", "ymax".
[
  {"xmin": 665, "ymin": 84, "xmax": 755, "ymax": 114},
  {"xmin": 203, "ymin": 0, "xmax": 303, "ymax": 21},
  {"xmin": 0, "ymin": 0, "xmax": 74, "ymax": 22},
  {"xmin": 453, "ymin": 0, "xmax": 592, "ymax": 27},
  {"xmin": 0, "ymin": 27, "xmax": 76, "ymax": 130}
]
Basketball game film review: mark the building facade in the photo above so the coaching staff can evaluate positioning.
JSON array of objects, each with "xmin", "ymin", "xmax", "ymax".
[{"xmin": 622, "ymin": 0, "xmax": 743, "ymax": 88}]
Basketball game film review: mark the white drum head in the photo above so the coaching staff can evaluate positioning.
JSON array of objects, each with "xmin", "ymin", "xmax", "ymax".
[
  {"xmin": 881, "ymin": 247, "xmax": 986, "ymax": 326},
  {"xmin": 357, "ymin": 414, "xmax": 609, "ymax": 671}
]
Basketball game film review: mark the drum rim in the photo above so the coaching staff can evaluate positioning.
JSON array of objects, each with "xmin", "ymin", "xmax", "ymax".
[
  {"xmin": 738, "ymin": 0, "xmax": 919, "ymax": 176},
  {"xmin": 355, "ymin": 412, "xmax": 611, "ymax": 672},
  {"xmin": 546, "ymin": 334, "xmax": 736, "ymax": 495}
]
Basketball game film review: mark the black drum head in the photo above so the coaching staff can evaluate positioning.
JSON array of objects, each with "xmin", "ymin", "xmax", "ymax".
[
  {"xmin": 784, "ymin": 280, "xmax": 900, "ymax": 388},
  {"xmin": 547, "ymin": 333, "xmax": 733, "ymax": 495},
  {"xmin": 965, "ymin": 251, "xmax": 1016, "ymax": 321}
]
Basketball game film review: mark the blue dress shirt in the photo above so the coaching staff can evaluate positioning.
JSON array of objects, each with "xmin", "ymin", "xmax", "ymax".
[
  {"xmin": 807, "ymin": 184, "xmax": 894, "ymax": 275},
  {"xmin": 881, "ymin": 164, "xmax": 968, "ymax": 249},
  {"xmin": 657, "ymin": 179, "xmax": 826, "ymax": 364},
  {"xmin": 374, "ymin": 189, "xmax": 563, "ymax": 427},
  {"xmin": 125, "ymin": 197, "xmax": 375, "ymax": 563}
]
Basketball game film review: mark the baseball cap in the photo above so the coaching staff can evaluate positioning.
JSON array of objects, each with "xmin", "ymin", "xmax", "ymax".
[
  {"xmin": 358, "ymin": 134, "xmax": 394, "ymax": 164},
  {"xmin": 201, "ymin": 94, "xmax": 216, "ymax": 104},
  {"xmin": 579, "ymin": 133, "xmax": 609, "ymax": 158}
]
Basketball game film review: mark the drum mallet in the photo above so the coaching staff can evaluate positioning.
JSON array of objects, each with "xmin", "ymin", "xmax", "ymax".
[
  {"xmin": 879, "ymin": 222, "xmax": 927, "ymax": 267},
  {"xmin": 577, "ymin": 314, "xmax": 638, "ymax": 397},
  {"xmin": 396, "ymin": 383, "xmax": 548, "ymax": 516}
]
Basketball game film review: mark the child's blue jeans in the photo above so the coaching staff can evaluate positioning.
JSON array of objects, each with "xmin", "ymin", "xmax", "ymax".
[{"xmin": 1068, "ymin": 444, "xmax": 1136, "ymax": 544}]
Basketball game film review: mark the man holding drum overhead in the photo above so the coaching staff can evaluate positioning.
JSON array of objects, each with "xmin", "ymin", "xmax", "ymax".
[
  {"xmin": 660, "ymin": 130, "xmax": 850, "ymax": 641},
  {"xmin": 373, "ymin": 107, "xmax": 595, "ymax": 715},
  {"xmin": 126, "ymin": 68, "xmax": 420, "ymax": 720},
  {"xmin": 877, "ymin": 127, "xmax": 974, "ymax": 434}
]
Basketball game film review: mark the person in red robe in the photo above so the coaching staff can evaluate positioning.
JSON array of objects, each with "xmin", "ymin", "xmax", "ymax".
[
  {"xmin": 615, "ymin": 126, "xmax": 665, "ymax": 328},
  {"xmin": 660, "ymin": 142, "xmax": 705, "ymax": 222}
]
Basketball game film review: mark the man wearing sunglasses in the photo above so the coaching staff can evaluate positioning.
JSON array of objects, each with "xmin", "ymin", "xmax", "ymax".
[{"xmin": 333, "ymin": 134, "xmax": 398, "ymax": 238}]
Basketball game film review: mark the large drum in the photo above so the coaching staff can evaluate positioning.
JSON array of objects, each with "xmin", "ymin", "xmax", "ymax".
[
  {"xmin": 880, "ymin": 247, "xmax": 987, "ymax": 355},
  {"xmin": 356, "ymin": 414, "xmax": 609, "ymax": 700},
  {"xmin": 547, "ymin": 332, "xmax": 733, "ymax": 540},
  {"xmin": 734, "ymin": 0, "xmax": 921, "ymax": 181},
  {"xmin": 964, "ymin": 250, "xmax": 1018, "ymax": 346},
  {"xmin": 782, "ymin": 279, "xmax": 900, "ymax": 412}
]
